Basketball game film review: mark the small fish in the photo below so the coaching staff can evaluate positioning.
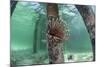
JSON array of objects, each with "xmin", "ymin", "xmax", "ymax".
[{"xmin": 41, "ymin": 39, "xmax": 47, "ymax": 43}]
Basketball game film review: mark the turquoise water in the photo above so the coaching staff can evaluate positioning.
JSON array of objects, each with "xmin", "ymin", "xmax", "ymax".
[{"xmin": 11, "ymin": 2, "xmax": 94, "ymax": 65}]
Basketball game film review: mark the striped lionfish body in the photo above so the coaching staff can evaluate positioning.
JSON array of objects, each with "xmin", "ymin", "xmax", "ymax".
[{"xmin": 47, "ymin": 16, "xmax": 70, "ymax": 44}]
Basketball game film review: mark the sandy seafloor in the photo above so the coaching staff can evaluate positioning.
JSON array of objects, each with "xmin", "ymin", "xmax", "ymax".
[{"xmin": 11, "ymin": 49, "xmax": 93, "ymax": 66}]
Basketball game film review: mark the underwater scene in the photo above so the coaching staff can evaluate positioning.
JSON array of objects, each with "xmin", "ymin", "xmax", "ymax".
[{"xmin": 10, "ymin": 1, "xmax": 95, "ymax": 67}]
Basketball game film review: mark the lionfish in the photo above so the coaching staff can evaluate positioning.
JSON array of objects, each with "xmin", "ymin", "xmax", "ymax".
[{"xmin": 47, "ymin": 16, "xmax": 70, "ymax": 44}]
